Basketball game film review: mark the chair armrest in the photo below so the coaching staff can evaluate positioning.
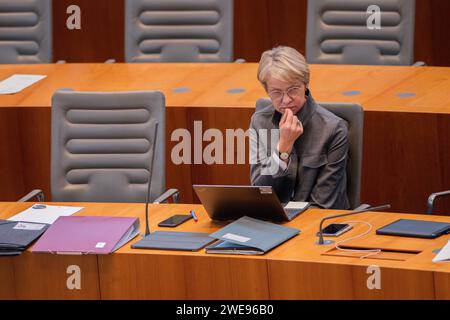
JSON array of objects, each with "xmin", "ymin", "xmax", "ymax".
[
  {"xmin": 427, "ymin": 190, "xmax": 450, "ymax": 214},
  {"xmin": 105, "ymin": 59, "xmax": 116, "ymax": 64},
  {"xmin": 153, "ymin": 188, "xmax": 179, "ymax": 204},
  {"xmin": 413, "ymin": 61, "xmax": 426, "ymax": 66},
  {"xmin": 18, "ymin": 189, "xmax": 44, "ymax": 202}
]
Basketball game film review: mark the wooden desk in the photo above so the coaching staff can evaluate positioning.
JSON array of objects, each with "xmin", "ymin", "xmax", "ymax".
[
  {"xmin": 0, "ymin": 63, "xmax": 450, "ymax": 213},
  {"xmin": 0, "ymin": 202, "xmax": 449, "ymax": 300}
]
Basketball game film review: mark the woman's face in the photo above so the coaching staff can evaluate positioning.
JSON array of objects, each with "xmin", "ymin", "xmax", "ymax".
[{"xmin": 266, "ymin": 77, "xmax": 307, "ymax": 115}]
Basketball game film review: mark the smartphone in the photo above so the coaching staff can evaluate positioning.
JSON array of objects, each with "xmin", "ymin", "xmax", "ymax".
[
  {"xmin": 318, "ymin": 223, "xmax": 352, "ymax": 237},
  {"xmin": 158, "ymin": 214, "xmax": 192, "ymax": 227}
]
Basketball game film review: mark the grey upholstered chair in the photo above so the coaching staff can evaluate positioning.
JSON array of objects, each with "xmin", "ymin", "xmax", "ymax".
[
  {"xmin": 255, "ymin": 98, "xmax": 364, "ymax": 209},
  {"xmin": 19, "ymin": 90, "xmax": 178, "ymax": 203},
  {"xmin": 0, "ymin": 0, "xmax": 52, "ymax": 64},
  {"xmin": 124, "ymin": 0, "xmax": 234, "ymax": 62},
  {"xmin": 305, "ymin": 0, "xmax": 416, "ymax": 65}
]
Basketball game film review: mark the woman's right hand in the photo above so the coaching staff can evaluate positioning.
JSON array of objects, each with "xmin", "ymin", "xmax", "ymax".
[{"xmin": 278, "ymin": 108, "xmax": 303, "ymax": 154}]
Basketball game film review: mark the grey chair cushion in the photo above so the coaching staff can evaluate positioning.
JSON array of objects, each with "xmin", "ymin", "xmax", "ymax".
[
  {"xmin": 51, "ymin": 90, "xmax": 166, "ymax": 203},
  {"xmin": 306, "ymin": 0, "xmax": 415, "ymax": 65},
  {"xmin": 255, "ymin": 98, "xmax": 364, "ymax": 209},
  {"xmin": 125, "ymin": 0, "xmax": 234, "ymax": 62},
  {"xmin": 0, "ymin": 0, "xmax": 52, "ymax": 64}
]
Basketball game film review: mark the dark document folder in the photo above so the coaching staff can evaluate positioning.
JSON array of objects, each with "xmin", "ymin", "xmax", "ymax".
[
  {"xmin": 376, "ymin": 219, "xmax": 450, "ymax": 239},
  {"xmin": 131, "ymin": 231, "xmax": 216, "ymax": 251},
  {"xmin": 0, "ymin": 220, "xmax": 49, "ymax": 256},
  {"xmin": 206, "ymin": 216, "xmax": 300, "ymax": 255}
]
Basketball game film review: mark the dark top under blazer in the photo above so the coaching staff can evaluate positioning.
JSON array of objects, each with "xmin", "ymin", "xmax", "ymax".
[{"xmin": 249, "ymin": 91, "xmax": 350, "ymax": 209}]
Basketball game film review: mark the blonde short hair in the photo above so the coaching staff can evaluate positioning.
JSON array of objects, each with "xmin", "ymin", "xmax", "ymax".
[{"xmin": 257, "ymin": 46, "xmax": 310, "ymax": 89}]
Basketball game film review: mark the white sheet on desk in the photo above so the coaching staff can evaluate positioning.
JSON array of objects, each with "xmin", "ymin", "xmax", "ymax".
[
  {"xmin": 8, "ymin": 204, "xmax": 84, "ymax": 224},
  {"xmin": 284, "ymin": 201, "xmax": 309, "ymax": 209},
  {"xmin": 433, "ymin": 239, "xmax": 450, "ymax": 262},
  {"xmin": 0, "ymin": 74, "xmax": 46, "ymax": 94}
]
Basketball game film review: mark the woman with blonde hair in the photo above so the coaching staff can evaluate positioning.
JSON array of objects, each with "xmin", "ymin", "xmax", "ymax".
[{"xmin": 250, "ymin": 46, "xmax": 349, "ymax": 209}]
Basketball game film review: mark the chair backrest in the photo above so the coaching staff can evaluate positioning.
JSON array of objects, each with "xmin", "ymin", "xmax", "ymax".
[
  {"xmin": 255, "ymin": 98, "xmax": 364, "ymax": 209},
  {"xmin": 306, "ymin": 0, "xmax": 415, "ymax": 65},
  {"xmin": 125, "ymin": 0, "xmax": 233, "ymax": 62},
  {"xmin": 51, "ymin": 90, "xmax": 166, "ymax": 203},
  {"xmin": 0, "ymin": 0, "xmax": 52, "ymax": 64}
]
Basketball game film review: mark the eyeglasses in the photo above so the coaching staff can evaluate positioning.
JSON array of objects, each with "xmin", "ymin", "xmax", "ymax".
[{"xmin": 268, "ymin": 86, "xmax": 303, "ymax": 103}]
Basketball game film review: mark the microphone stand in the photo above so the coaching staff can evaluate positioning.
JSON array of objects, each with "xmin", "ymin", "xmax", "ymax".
[
  {"xmin": 316, "ymin": 204, "xmax": 391, "ymax": 245},
  {"xmin": 144, "ymin": 122, "xmax": 159, "ymax": 237}
]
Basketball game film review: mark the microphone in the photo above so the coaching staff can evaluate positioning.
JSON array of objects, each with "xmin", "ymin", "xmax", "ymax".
[
  {"xmin": 144, "ymin": 121, "xmax": 159, "ymax": 237},
  {"xmin": 316, "ymin": 204, "xmax": 391, "ymax": 245}
]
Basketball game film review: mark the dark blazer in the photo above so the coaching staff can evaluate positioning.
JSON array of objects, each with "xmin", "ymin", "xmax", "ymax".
[{"xmin": 249, "ymin": 91, "xmax": 350, "ymax": 209}]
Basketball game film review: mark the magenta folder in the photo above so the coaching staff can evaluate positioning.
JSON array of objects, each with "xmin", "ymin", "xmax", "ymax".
[{"xmin": 32, "ymin": 216, "xmax": 140, "ymax": 254}]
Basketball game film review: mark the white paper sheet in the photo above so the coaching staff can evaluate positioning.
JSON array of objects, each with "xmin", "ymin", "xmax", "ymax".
[
  {"xmin": 284, "ymin": 201, "xmax": 309, "ymax": 210},
  {"xmin": 0, "ymin": 74, "xmax": 46, "ymax": 94},
  {"xmin": 433, "ymin": 239, "xmax": 450, "ymax": 262},
  {"xmin": 8, "ymin": 204, "xmax": 84, "ymax": 224}
]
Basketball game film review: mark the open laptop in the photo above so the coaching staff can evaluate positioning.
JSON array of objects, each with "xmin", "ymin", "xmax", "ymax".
[{"xmin": 193, "ymin": 185, "xmax": 310, "ymax": 222}]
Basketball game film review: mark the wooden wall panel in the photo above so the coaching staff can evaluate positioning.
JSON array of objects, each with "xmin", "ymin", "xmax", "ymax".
[
  {"xmin": 52, "ymin": 0, "xmax": 125, "ymax": 62},
  {"xmin": 414, "ymin": 0, "xmax": 450, "ymax": 66},
  {"xmin": 234, "ymin": 0, "xmax": 307, "ymax": 62},
  {"xmin": 268, "ymin": 261, "xmax": 436, "ymax": 299},
  {"xmin": 0, "ymin": 109, "xmax": 25, "ymax": 201},
  {"xmin": 98, "ymin": 254, "xmax": 269, "ymax": 299},
  {"xmin": 362, "ymin": 112, "xmax": 450, "ymax": 214},
  {"xmin": 13, "ymin": 253, "xmax": 100, "ymax": 299},
  {"xmin": 0, "ymin": 258, "xmax": 16, "ymax": 299},
  {"xmin": 233, "ymin": 0, "xmax": 271, "ymax": 62},
  {"xmin": 18, "ymin": 108, "xmax": 52, "ymax": 201},
  {"xmin": 434, "ymin": 272, "xmax": 450, "ymax": 299}
]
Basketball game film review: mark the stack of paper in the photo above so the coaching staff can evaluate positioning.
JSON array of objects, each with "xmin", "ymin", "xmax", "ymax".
[
  {"xmin": 0, "ymin": 74, "xmax": 46, "ymax": 94},
  {"xmin": 433, "ymin": 240, "xmax": 450, "ymax": 262},
  {"xmin": 8, "ymin": 204, "xmax": 84, "ymax": 224}
]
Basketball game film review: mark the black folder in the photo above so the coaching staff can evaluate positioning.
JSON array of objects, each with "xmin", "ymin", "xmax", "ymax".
[
  {"xmin": 131, "ymin": 231, "xmax": 216, "ymax": 251},
  {"xmin": 0, "ymin": 220, "xmax": 49, "ymax": 256}
]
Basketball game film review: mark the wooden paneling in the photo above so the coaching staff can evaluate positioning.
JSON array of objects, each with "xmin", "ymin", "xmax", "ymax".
[
  {"xmin": 362, "ymin": 112, "xmax": 450, "ymax": 214},
  {"xmin": 234, "ymin": 0, "xmax": 307, "ymax": 62},
  {"xmin": 414, "ymin": 0, "xmax": 450, "ymax": 66},
  {"xmin": 98, "ymin": 254, "xmax": 269, "ymax": 299},
  {"xmin": 233, "ymin": 0, "xmax": 271, "ymax": 61},
  {"xmin": 13, "ymin": 252, "xmax": 100, "ymax": 299},
  {"xmin": 435, "ymin": 272, "xmax": 450, "ymax": 299},
  {"xmin": 268, "ymin": 262, "xmax": 435, "ymax": 299},
  {"xmin": 52, "ymin": 0, "xmax": 125, "ymax": 62},
  {"xmin": 351, "ymin": 267, "xmax": 435, "ymax": 299},
  {"xmin": 0, "ymin": 258, "xmax": 16, "ymax": 299},
  {"xmin": 18, "ymin": 108, "xmax": 52, "ymax": 201},
  {"xmin": 0, "ymin": 109, "xmax": 25, "ymax": 200},
  {"xmin": 268, "ymin": 261, "xmax": 356, "ymax": 299}
]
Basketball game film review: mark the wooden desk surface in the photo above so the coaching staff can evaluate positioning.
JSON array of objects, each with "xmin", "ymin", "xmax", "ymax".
[
  {"xmin": 1, "ymin": 201, "xmax": 449, "ymax": 299},
  {"xmin": 1, "ymin": 63, "xmax": 450, "ymax": 113}
]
